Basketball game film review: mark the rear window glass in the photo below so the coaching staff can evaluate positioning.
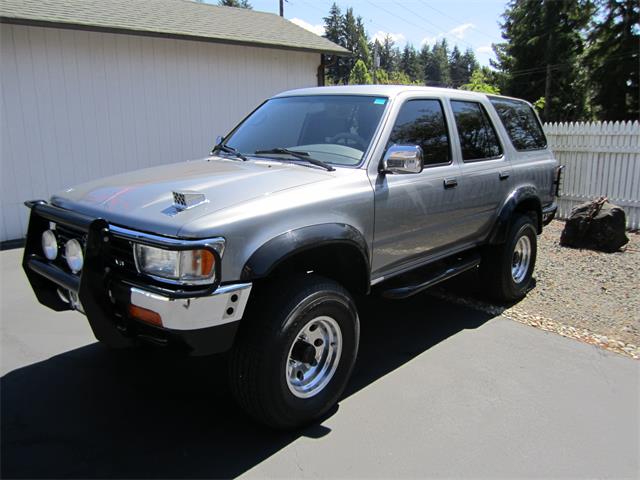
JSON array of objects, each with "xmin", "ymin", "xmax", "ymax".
[
  {"xmin": 451, "ymin": 100, "xmax": 502, "ymax": 161},
  {"xmin": 489, "ymin": 97, "xmax": 547, "ymax": 151}
]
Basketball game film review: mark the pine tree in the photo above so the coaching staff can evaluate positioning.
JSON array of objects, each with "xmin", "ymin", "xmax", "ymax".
[
  {"xmin": 584, "ymin": 0, "xmax": 639, "ymax": 120},
  {"xmin": 349, "ymin": 59, "xmax": 372, "ymax": 84},
  {"xmin": 425, "ymin": 39, "xmax": 451, "ymax": 87},
  {"xmin": 458, "ymin": 48, "xmax": 479, "ymax": 87},
  {"xmin": 449, "ymin": 46, "xmax": 464, "ymax": 88},
  {"xmin": 355, "ymin": 17, "xmax": 371, "ymax": 69},
  {"xmin": 400, "ymin": 44, "xmax": 422, "ymax": 82},
  {"xmin": 493, "ymin": 0, "xmax": 593, "ymax": 121},
  {"xmin": 323, "ymin": 3, "xmax": 345, "ymax": 84},
  {"xmin": 380, "ymin": 35, "xmax": 399, "ymax": 72},
  {"xmin": 419, "ymin": 44, "xmax": 432, "ymax": 85}
]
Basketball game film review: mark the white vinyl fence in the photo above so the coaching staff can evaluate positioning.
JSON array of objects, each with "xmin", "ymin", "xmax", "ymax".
[{"xmin": 543, "ymin": 121, "xmax": 640, "ymax": 230}]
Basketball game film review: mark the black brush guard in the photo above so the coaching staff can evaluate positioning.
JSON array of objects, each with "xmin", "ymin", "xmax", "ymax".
[{"xmin": 22, "ymin": 200, "xmax": 134, "ymax": 348}]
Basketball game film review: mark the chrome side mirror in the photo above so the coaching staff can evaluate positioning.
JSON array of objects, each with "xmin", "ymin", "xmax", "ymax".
[{"xmin": 380, "ymin": 145, "xmax": 424, "ymax": 174}]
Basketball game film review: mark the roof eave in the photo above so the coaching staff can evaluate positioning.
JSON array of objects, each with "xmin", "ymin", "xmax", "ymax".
[{"xmin": 0, "ymin": 16, "xmax": 351, "ymax": 56}]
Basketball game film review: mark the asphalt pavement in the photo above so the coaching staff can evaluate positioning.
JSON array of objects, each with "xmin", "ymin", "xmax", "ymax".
[{"xmin": 1, "ymin": 248, "xmax": 638, "ymax": 479}]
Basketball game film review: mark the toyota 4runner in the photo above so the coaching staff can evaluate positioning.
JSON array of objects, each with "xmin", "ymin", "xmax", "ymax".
[{"xmin": 23, "ymin": 86, "xmax": 561, "ymax": 429}]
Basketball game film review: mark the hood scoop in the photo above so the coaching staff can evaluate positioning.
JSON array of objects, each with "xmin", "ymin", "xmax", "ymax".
[{"xmin": 163, "ymin": 190, "xmax": 208, "ymax": 216}]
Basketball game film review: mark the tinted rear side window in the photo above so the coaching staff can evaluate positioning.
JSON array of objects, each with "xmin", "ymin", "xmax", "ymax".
[
  {"xmin": 451, "ymin": 100, "xmax": 502, "ymax": 161},
  {"xmin": 489, "ymin": 97, "xmax": 547, "ymax": 151},
  {"xmin": 388, "ymin": 99, "xmax": 451, "ymax": 166}
]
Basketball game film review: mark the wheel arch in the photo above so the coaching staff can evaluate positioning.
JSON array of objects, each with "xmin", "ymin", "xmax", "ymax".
[
  {"xmin": 488, "ymin": 186, "xmax": 543, "ymax": 245},
  {"xmin": 240, "ymin": 223, "xmax": 371, "ymax": 295}
]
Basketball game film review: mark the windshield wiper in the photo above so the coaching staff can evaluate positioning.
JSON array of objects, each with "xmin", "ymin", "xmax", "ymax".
[
  {"xmin": 211, "ymin": 142, "xmax": 248, "ymax": 161},
  {"xmin": 254, "ymin": 148, "xmax": 335, "ymax": 171}
]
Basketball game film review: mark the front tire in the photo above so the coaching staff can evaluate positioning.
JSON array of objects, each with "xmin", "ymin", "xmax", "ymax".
[
  {"xmin": 229, "ymin": 274, "xmax": 359, "ymax": 429},
  {"xmin": 481, "ymin": 214, "xmax": 538, "ymax": 302}
]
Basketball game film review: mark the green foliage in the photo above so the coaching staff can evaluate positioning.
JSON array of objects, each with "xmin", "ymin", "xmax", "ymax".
[
  {"xmin": 388, "ymin": 70, "xmax": 412, "ymax": 85},
  {"xmin": 424, "ymin": 40, "xmax": 451, "ymax": 87},
  {"xmin": 374, "ymin": 68, "xmax": 389, "ymax": 85},
  {"xmin": 460, "ymin": 68, "xmax": 501, "ymax": 94},
  {"xmin": 584, "ymin": 0, "xmax": 639, "ymax": 120},
  {"xmin": 323, "ymin": 3, "xmax": 371, "ymax": 85},
  {"xmin": 349, "ymin": 59, "xmax": 372, "ymax": 85},
  {"xmin": 533, "ymin": 97, "xmax": 546, "ymax": 113},
  {"xmin": 217, "ymin": 0, "xmax": 252, "ymax": 8},
  {"xmin": 400, "ymin": 44, "xmax": 422, "ymax": 83},
  {"xmin": 318, "ymin": 3, "xmax": 479, "ymax": 90},
  {"xmin": 379, "ymin": 35, "xmax": 399, "ymax": 72},
  {"xmin": 493, "ymin": 0, "xmax": 593, "ymax": 121}
]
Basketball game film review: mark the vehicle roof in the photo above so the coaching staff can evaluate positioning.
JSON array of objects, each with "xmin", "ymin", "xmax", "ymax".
[{"xmin": 274, "ymin": 85, "xmax": 499, "ymax": 101}]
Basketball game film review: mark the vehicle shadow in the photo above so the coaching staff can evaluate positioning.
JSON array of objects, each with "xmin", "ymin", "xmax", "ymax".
[{"xmin": 1, "ymin": 292, "xmax": 493, "ymax": 479}]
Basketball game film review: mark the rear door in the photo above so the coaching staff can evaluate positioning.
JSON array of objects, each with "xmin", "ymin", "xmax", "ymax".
[{"xmin": 448, "ymin": 98, "xmax": 512, "ymax": 240}]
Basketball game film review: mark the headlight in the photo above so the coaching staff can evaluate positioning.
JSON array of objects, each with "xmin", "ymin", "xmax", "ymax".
[
  {"xmin": 65, "ymin": 239, "xmax": 84, "ymax": 273},
  {"xmin": 134, "ymin": 244, "xmax": 217, "ymax": 284},
  {"xmin": 41, "ymin": 230, "xmax": 58, "ymax": 260}
]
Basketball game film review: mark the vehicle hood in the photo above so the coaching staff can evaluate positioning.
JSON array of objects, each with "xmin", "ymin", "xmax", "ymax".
[{"xmin": 51, "ymin": 156, "xmax": 333, "ymax": 237}]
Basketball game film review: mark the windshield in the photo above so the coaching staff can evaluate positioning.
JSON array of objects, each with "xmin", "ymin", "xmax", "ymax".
[{"xmin": 223, "ymin": 95, "xmax": 388, "ymax": 167}]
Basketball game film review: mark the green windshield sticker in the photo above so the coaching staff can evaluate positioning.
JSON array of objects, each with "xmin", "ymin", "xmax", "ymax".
[{"xmin": 374, "ymin": 98, "xmax": 387, "ymax": 105}]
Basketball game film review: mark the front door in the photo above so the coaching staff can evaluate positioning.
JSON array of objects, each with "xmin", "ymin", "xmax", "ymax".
[{"xmin": 370, "ymin": 98, "xmax": 465, "ymax": 279}]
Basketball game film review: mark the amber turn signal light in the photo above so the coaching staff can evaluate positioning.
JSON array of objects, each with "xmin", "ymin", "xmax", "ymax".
[{"xmin": 128, "ymin": 304, "xmax": 162, "ymax": 327}]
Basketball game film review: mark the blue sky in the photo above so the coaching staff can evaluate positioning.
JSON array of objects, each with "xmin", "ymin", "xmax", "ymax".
[{"xmin": 228, "ymin": 0, "xmax": 509, "ymax": 66}]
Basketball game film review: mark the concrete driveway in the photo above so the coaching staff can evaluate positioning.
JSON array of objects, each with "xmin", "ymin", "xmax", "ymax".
[{"xmin": 1, "ymin": 248, "xmax": 638, "ymax": 479}]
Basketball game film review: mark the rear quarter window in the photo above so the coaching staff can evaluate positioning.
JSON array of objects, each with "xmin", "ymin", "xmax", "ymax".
[{"xmin": 489, "ymin": 97, "xmax": 547, "ymax": 151}]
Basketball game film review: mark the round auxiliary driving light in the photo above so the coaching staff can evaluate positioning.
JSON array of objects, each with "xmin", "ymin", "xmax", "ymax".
[
  {"xmin": 41, "ymin": 230, "xmax": 58, "ymax": 260},
  {"xmin": 65, "ymin": 239, "xmax": 84, "ymax": 273}
]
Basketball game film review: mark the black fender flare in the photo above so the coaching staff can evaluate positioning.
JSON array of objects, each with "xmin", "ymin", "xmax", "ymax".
[
  {"xmin": 488, "ymin": 186, "xmax": 542, "ymax": 244},
  {"xmin": 240, "ymin": 223, "xmax": 370, "ymax": 288}
]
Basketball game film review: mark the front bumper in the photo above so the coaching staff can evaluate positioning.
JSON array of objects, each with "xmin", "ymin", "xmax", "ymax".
[{"xmin": 22, "ymin": 201, "xmax": 251, "ymax": 355}]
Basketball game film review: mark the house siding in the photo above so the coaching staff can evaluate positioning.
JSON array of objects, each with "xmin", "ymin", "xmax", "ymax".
[{"xmin": 0, "ymin": 23, "xmax": 319, "ymax": 242}]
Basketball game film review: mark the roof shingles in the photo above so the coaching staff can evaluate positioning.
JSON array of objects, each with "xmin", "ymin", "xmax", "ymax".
[{"xmin": 0, "ymin": 0, "xmax": 349, "ymax": 55}]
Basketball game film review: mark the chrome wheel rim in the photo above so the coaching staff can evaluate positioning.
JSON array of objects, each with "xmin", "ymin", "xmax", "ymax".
[
  {"xmin": 511, "ymin": 235, "xmax": 531, "ymax": 283},
  {"xmin": 286, "ymin": 316, "xmax": 342, "ymax": 399}
]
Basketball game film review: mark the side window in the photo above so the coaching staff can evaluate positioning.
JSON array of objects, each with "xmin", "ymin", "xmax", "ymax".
[
  {"xmin": 451, "ymin": 100, "xmax": 503, "ymax": 161},
  {"xmin": 388, "ymin": 99, "xmax": 451, "ymax": 166},
  {"xmin": 489, "ymin": 97, "xmax": 547, "ymax": 151}
]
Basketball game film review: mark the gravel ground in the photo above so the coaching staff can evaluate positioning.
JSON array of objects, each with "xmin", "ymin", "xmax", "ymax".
[{"xmin": 433, "ymin": 219, "xmax": 640, "ymax": 359}]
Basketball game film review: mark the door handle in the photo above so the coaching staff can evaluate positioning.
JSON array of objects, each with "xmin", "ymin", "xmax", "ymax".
[
  {"xmin": 499, "ymin": 171, "xmax": 510, "ymax": 180},
  {"xmin": 443, "ymin": 178, "xmax": 458, "ymax": 189}
]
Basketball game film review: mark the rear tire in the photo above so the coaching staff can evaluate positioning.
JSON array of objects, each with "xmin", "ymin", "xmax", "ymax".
[
  {"xmin": 228, "ymin": 274, "xmax": 359, "ymax": 429},
  {"xmin": 481, "ymin": 214, "xmax": 537, "ymax": 302}
]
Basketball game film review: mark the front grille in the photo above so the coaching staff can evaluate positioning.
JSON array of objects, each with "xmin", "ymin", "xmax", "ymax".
[{"xmin": 110, "ymin": 236, "xmax": 137, "ymax": 275}]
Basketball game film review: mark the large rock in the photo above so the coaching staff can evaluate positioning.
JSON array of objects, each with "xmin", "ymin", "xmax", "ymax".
[{"xmin": 560, "ymin": 197, "xmax": 629, "ymax": 252}]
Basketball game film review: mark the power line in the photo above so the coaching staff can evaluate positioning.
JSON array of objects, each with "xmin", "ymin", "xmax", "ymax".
[
  {"xmin": 394, "ymin": 1, "xmax": 480, "ymax": 52},
  {"xmin": 417, "ymin": 0, "xmax": 503, "ymax": 42}
]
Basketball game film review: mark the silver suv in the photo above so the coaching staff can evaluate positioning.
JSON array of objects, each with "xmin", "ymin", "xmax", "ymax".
[{"xmin": 23, "ymin": 86, "xmax": 560, "ymax": 428}]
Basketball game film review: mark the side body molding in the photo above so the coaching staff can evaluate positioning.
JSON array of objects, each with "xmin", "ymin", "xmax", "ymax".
[
  {"xmin": 488, "ymin": 185, "xmax": 542, "ymax": 244},
  {"xmin": 241, "ymin": 223, "xmax": 370, "ymax": 284}
]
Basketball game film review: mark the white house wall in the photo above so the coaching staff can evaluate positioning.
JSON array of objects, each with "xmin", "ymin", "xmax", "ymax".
[{"xmin": 0, "ymin": 24, "xmax": 320, "ymax": 241}]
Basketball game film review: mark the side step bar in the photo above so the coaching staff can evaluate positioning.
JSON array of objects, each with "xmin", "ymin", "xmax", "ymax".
[{"xmin": 377, "ymin": 251, "xmax": 481, "ymax": 300}]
